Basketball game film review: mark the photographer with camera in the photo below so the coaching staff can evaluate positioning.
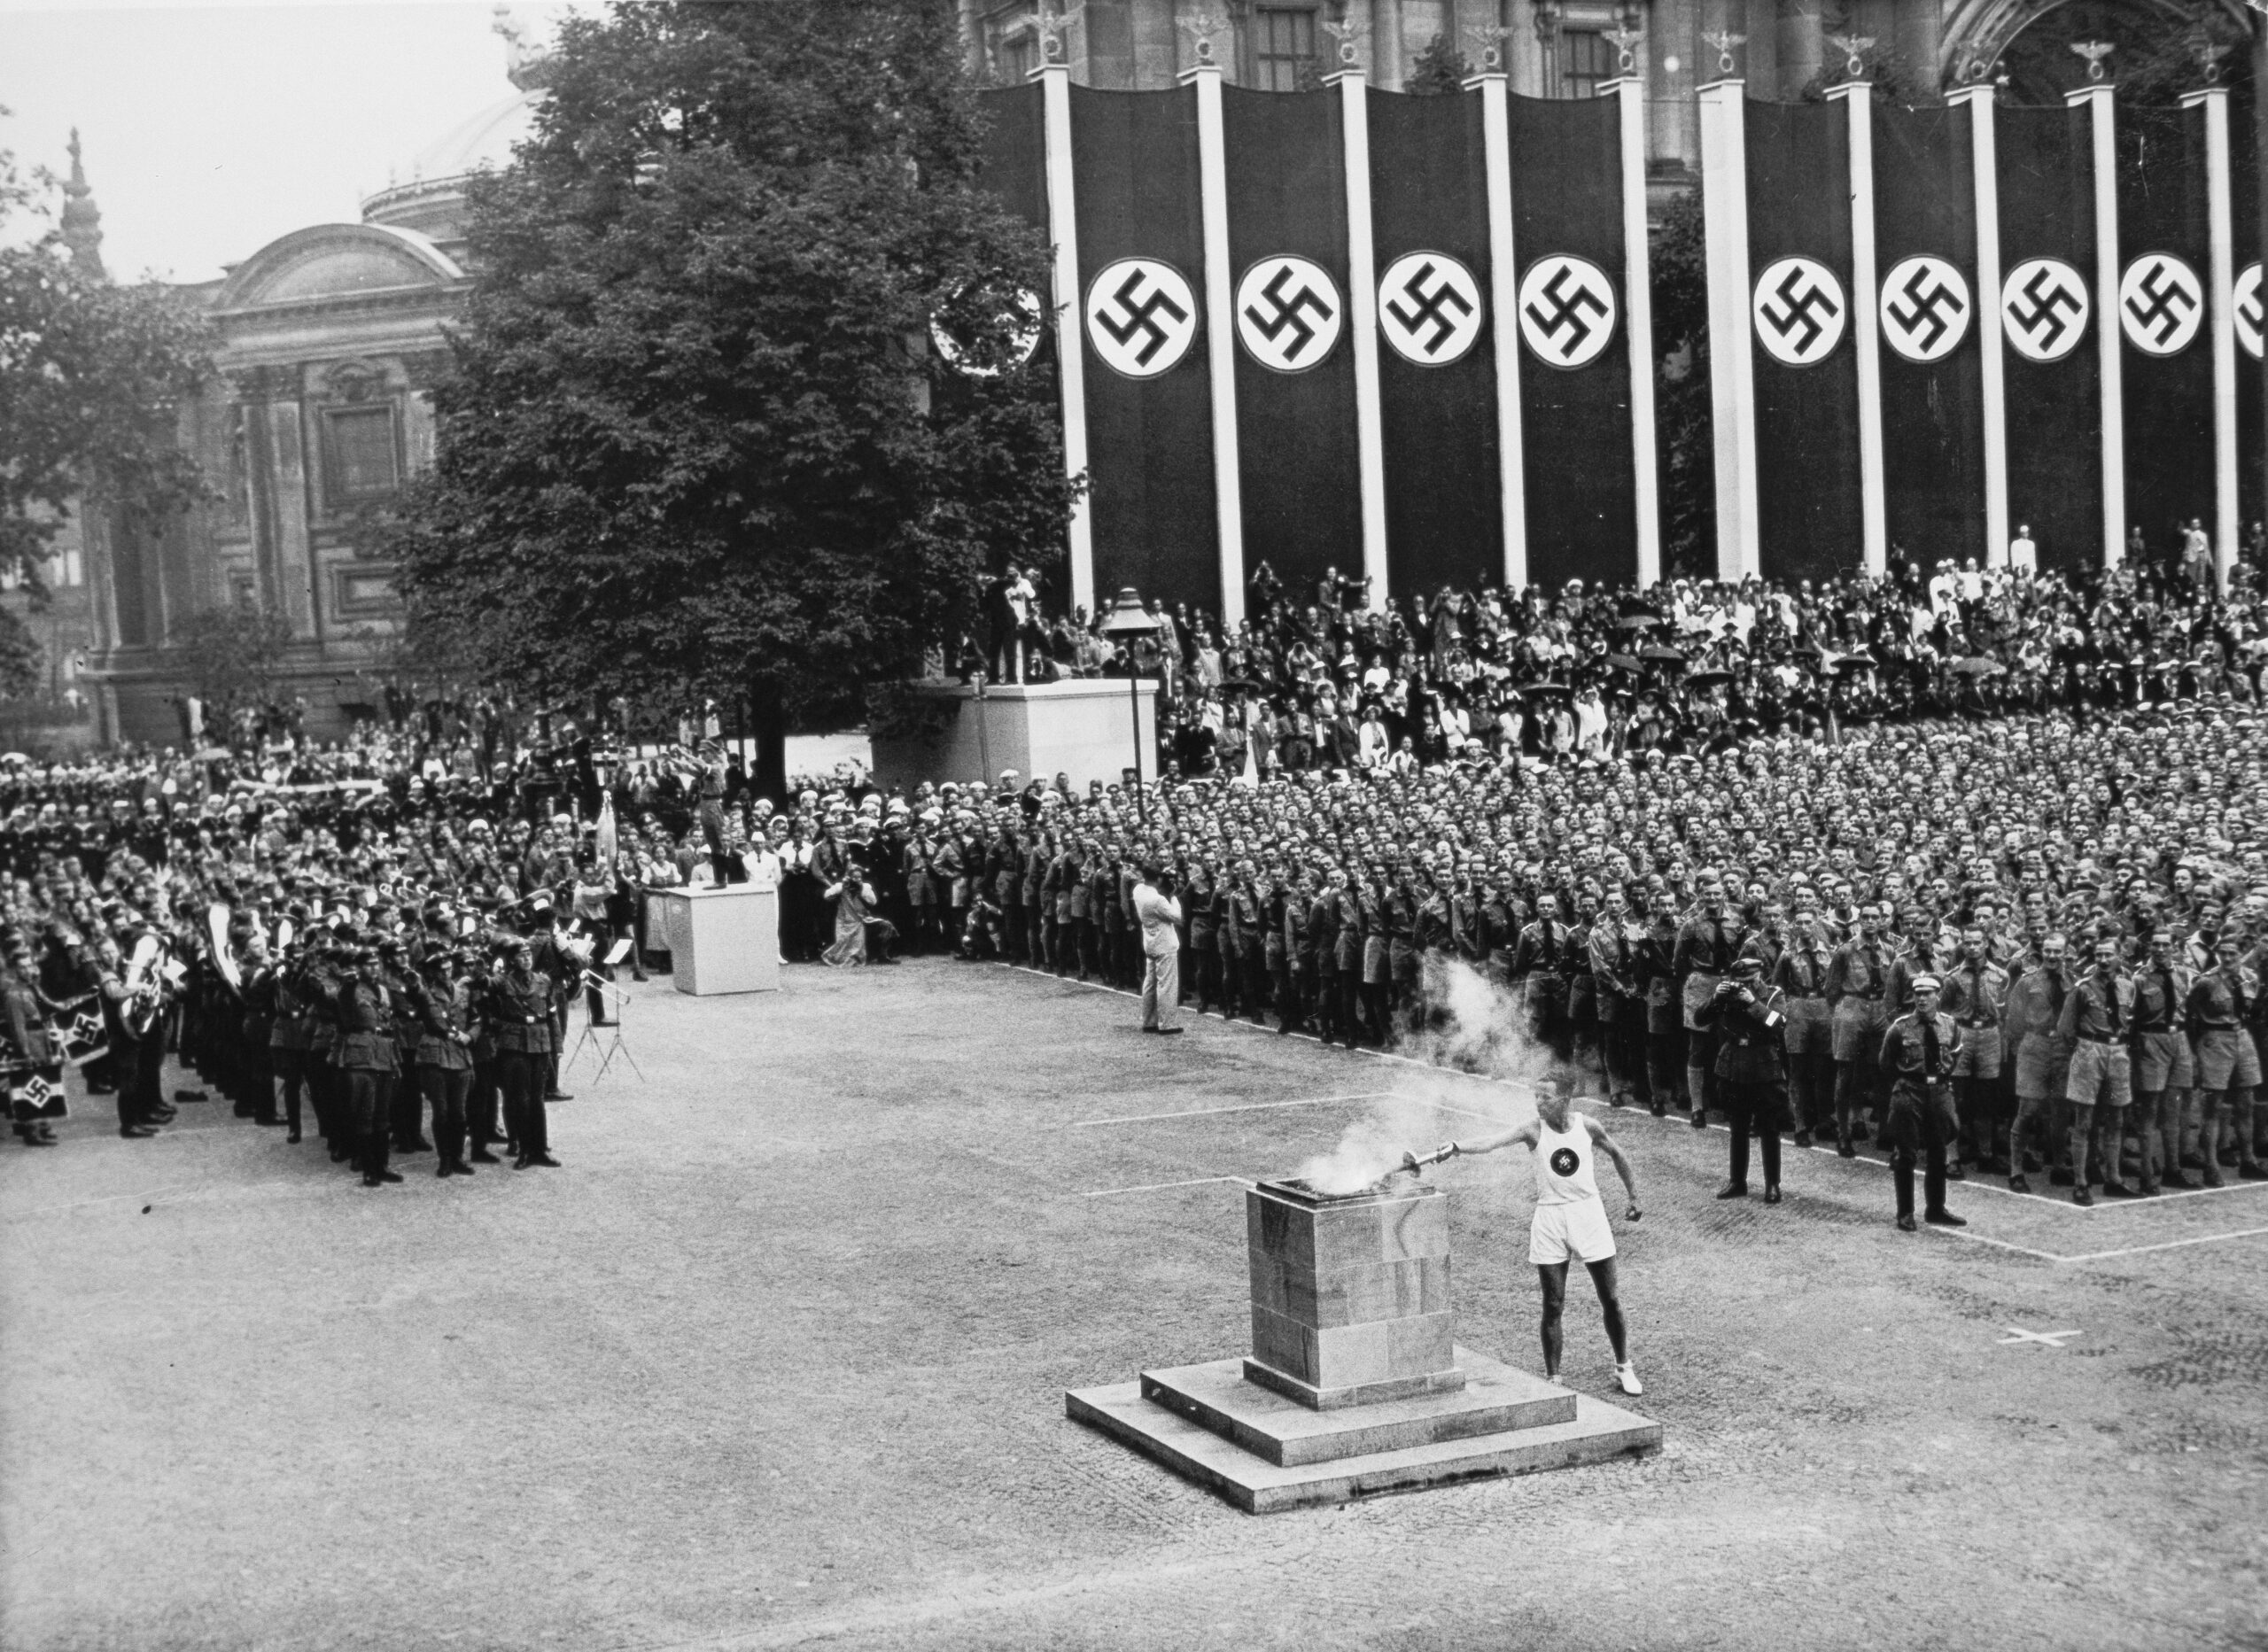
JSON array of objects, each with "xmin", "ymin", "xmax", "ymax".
[
  {"xmin": 1132, "ymin": 859, "xmax": 1184, "ymax": 1035},
  {"xmin": 1694, "ymin": 953, "xmax": 1791, "ymax": 1202}
]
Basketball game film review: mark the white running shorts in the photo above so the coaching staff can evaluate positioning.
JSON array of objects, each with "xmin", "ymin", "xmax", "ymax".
[{"xmin": 1529, "ymin": 1198, "xmax": 1617, "ymax": 1266}]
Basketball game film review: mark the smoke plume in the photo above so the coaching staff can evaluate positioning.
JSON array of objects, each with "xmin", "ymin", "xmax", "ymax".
[{"xmin": 1292, "ymin": 958, "xmax": 1583, "ymax": 1196}]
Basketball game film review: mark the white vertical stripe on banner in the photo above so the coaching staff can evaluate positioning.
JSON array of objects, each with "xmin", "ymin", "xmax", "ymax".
[
  {"xmin": 1036, "ymin": 65, "xmax": 1094, "ymax": 616},
  {"xmin": 1697, "ymin": 78, "xmax": 1760, "ymax": 580},
  {"xmin": 2069, "ymin": 81, "xmax": 2124, "ymax": 570},
  {"xmin": 1331, "ymin": 69, "xmax": 1391, "ymax": 610},
  {"xmin": 1604, "ymin": 74, "xmax": 1662, "ymax": 587},
  {"xmin": 1181, "ymin": 62, "xmax": 1246, "ymax": 626},
  {"xmin": 2183, "ymin": 85, "xmax": 2240, "ymax": 592},
  {"xmin": 1829, "ymin": 80, "xmax": 1887, "ymax": 576},
  {"xmin": 1950, "ymin": 84, "xmax": 2009, "ymax": 568},
  {"xmin": 1469, "ymin": 71, "xmax": 1528, "ymax": 591}
]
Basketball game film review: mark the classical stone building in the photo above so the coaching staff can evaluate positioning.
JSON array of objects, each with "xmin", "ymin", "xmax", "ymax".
[{"xmin": 81, "ymin": 48, "xmax": 544, "ymax": 746}]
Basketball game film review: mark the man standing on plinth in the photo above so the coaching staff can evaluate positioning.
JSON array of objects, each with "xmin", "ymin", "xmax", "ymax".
[{"xmin": 1133, "ymin": 861, "xmax": 1184, "ymax": 1036}]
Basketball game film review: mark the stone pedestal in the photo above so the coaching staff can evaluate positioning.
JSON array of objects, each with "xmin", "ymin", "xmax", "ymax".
[
  {"xmin": 868, "ymin": 678, "xmax": 1159, "ymax": 795},
  {"xmin": 1067, "ymin": 1179, "xmax": 1660, "ymax": 1513},
  {"xmin": 655, "ymin": 885, "xmax": 778, "ymax": 996},
  {"xmin": 1244, "ymin": 1180, "xmax": 1460, "ymax": 1409}
]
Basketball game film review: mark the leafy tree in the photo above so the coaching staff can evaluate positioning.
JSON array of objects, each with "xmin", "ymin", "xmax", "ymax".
[
  {"xmin": 1403, "ymin": 33, "xmax": 1472, "ymax": 96},
  {"xmin": 391, "ymin": 0, "xmax": 1076, "ymax": 798},
  {"xmin": 0, "ymin": 116, "xmax": 214, "ymax": 595},
  {"xmin": 173, "ymin": 601, "xmax": 291, "ymax": 733}
]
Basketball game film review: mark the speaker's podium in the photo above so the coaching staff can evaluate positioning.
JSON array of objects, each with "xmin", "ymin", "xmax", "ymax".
[{"xmin": 655, "ymin": 881, "xmax": 780, "ymax": 996}]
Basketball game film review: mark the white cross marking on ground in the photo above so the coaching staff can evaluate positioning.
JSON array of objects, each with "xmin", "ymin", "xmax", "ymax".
[{"xmin": 1998, "ymin": 1326, "xmax": 2081, "ymax": 1347}]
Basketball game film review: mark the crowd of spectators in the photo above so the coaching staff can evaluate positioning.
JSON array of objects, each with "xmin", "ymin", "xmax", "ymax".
[{"xmin": 6, "ymin": 548, "xmax": 2268, "ymax": 1221}]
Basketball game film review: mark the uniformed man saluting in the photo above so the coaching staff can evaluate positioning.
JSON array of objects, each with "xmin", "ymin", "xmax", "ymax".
[{"xmin": 1879, "ymin": 974, "xmax": 1967, "ymax": 1232}]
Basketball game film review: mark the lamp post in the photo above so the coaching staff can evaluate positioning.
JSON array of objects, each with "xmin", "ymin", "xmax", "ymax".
[{"xmin": 1097, "ymin": 586, "xmax": 1157, "ymax": 820}]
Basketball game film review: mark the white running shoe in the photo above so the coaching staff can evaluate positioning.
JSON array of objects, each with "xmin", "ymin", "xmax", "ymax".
[{"xmin": 1615, "ymin": 1361, "xmax": 1643, "ymax": 1397}]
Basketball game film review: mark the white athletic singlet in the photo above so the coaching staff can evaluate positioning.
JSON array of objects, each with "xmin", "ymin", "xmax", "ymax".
[{"xmin": 1534, "ymin": 1114, "xmax": 1600, "ymax": 1206}]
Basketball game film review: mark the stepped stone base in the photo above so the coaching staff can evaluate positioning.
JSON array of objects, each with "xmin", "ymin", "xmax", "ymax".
[{"xmin": 1068, "ymin": 1346, "xmax": 1660, "ymax": 1514}]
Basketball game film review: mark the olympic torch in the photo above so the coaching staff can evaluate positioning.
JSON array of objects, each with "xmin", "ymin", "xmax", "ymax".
[{"xmin": 1395, "ymin": 1142, "xmax": 1461, "ymax": 1179}]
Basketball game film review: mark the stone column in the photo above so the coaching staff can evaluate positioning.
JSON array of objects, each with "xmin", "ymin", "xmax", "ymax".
[
  {"xmin": 1329, "ymin": 64, "xmax": 1391, "ymax": 609},
  {"xmin": 1181, "ymin": 58, "xmax": 1247, "ymax": 628},
  {"xmin": 1467, "ymin": 68, "xmax": 1529, "ymax": 589},
  {"xmin": 1827, "ymin": 76, "xmax": 1886, "ymax": 576},
  {"xmin": 1604, "ymin": 69, "xmax": 1663, "ymax": 586},
  {"xmin": 2069, "ymin": 80, "xmax": 2124, "ymax": 570},
  {"xmin": 2182, "ymin": 85, "xmax": 2239, "ymax": 590},
  {"xmin": 1037, "ymin": 60, "xmax": 1096, "ymax": 616},
  {"xmin": 1697, "ymin": 74, "xmax": 1760, "ymax": 580},
  {"xmin": 1950, "ymin": 83, "xmax": 2009, "ymax": 567}
]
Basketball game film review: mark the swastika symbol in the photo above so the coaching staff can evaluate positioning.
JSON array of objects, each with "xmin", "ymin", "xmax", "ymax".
[
  {"xmin": 1515, "ymin": 254, "xmax": 1617, "ymax": 369},
  {"xmin": 1098, "ymin": 270, "xmax": 1187, "ymax": 365},
  {"xmin": 1234, "ymin": 257, "xmax": 1343, "ymax": 373},
  {"xmin": 2119, "ymin": 253, "xmax": 2202, "ymax": 356},
  {"xmin": 1084, "ymin": 258, "xmax": 1199, "ymax": 380},
  {"xmin": 1386, "ymin": 261, "xmax": 1473, "ymax": 355},
  {"xmin": 1879, "ymin": 255, "xmax": 1969, "ymax": 362},
  {"xmin": 1378, "ymin": 252, "xmax": 1484, "ymax": 366},
  {"xmin": 1549, "ymin": 1148, "xmax": 1581, "ymax": 1177},
  {"xmin": 2001, "ymin": 258, "xmax": 2087, "ymax": 362},
  {"xmin": 1245, "ymin": 266, "xmax": 1332, "ymax": 361},
  {"xmin": 2238, "ymin": 263, "xmax": 2263, "ymax": 361},
  {"xmin": 1752, "ymin": 257, "xmax": 1845, "ymax": 366}
]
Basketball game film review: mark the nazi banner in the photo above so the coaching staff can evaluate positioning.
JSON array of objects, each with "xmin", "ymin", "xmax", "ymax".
[
  {"xmin": 1235, "ymin": 256, "xmax": 1343, "ymax": 374},
  {"xmin": 2000, "ymin": 258, "xmax": 2089, "ymax": 365},
  {"xmin": 2239, "ymin": 262, "xmax": 2263, "ymax": 361},
  {"xmin": 1516, "ymin": 255, "xmax": 1617, "ymax": 370},
  {"xmin": 2118, "ymin": 254, "xmax": 2203, "ymax": 358},
  {"xmin": 1877, "ymin": 255, "xmax": 1970, "ymax": 365},
  {"xmin": 1084, "ymin": 258, "xmax": 1199, "ymax": 380},
  {"xmin": 1751, "ymin": 257, "xmax": 1845, "ymax": 368},
  {"xmin": 1377, "ymin": 252, "xmax": 1483, "ymax": 367}
]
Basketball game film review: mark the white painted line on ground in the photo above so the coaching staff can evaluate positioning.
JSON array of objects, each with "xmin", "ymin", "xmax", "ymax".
[
  {"xmin": 1082, "ymin": 1175, "xmax": 1255, "ymax": 1198},
  {"xmin": 1999, "ymin": 1326, "xmax": 2081, "ymax": 1346},
  {"xmin": 1926, "ymin": 1226, "xmax": 2067, "ymax": 1262},
  {"xmin": 1068, "ymin": 1092, "xmax": 1389, "ymax": 1128},
  {"xmin": 2053, "ymin": 1224, "xmax": 2268, "ymax": 1263}
]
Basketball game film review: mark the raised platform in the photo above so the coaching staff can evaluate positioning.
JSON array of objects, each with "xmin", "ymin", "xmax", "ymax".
[
  {"xmin": 1068, "ymin": 1346, "xmax": 1660, "ymax": 1514},
  {"xmin": 868, "ymin": 677, "xmax": 1158, "ymax": 795}
]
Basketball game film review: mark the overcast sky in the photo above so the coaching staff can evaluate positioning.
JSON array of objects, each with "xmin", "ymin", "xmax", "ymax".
[{"xmin": 0, "ymin": 1, "xmax": 581, "ymax": 283}]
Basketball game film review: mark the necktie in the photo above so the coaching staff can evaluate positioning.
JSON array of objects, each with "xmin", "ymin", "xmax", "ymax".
[{"xmin": 1920, "ymin": 1014, "xmax": 1941, "ymax": 1078}]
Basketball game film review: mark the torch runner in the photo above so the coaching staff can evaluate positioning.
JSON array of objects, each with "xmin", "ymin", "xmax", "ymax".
[{"xmin": 1415, "ymin": 1081, "xmax": 1645, "ymax": 1397}]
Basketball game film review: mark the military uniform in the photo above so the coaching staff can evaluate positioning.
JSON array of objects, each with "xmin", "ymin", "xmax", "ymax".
[
  {"xmin": 1878, "ymin": 999, "xmax": 1963, "ymax": 1229},
  {"xmin": 2186, "ymin": 965, "xmax": 2263, "ymax": 1186},
  {"xmin": 485, "ymin": 961, "xmax": 559, "ymax": 1167},
  {"xmin": 1938, "ymin": 955, "xmax": 2010, "ymax": 1170},
  {"xmin": 1695, "ymin": 963, "xmax": 1789, "ymax": 1198},
  {"xmin": 1827, "ymin": 935, "xmax": 1895, "ymax": 1151}
]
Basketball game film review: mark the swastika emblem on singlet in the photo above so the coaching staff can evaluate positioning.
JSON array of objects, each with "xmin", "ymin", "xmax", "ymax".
[{"xmin": 1550, "ymin": 1147, "xmax": 1581, "ymax": 1177}]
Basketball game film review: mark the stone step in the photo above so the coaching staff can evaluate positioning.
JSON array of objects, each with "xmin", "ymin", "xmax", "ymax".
[
  {"xmin": 1068, "ymin": 1377, "xmax": 1660, "ymax": 1515},
  {"xmin": 1140, "ymin": 1346, "xmax": 1574, "ymax": 1466}
]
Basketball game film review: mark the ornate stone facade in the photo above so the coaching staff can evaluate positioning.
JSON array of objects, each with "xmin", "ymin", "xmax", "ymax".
[{"xmin": 82, "ymin": 65, "xmax": 540, "ymax": 746}]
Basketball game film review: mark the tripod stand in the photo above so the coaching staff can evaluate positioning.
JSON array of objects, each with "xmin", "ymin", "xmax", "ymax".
[{"xmin": 566, "ymin": 970, "xmax": 644, "ymax": 1083}]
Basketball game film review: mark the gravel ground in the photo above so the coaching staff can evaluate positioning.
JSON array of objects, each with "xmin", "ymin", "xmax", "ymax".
[{"xmin": 4, "ymin": 955, "xmax": 2264, "ymax": 1652}]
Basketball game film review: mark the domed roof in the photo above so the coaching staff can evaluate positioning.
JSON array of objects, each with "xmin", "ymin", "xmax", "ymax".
[
  {"xmin": 361, "ymin": 87, "xmax": 545, "ymax": 244},
  {"xmin": 404, "ymin": 89, "xmax": 545, "ymax": 188}
]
